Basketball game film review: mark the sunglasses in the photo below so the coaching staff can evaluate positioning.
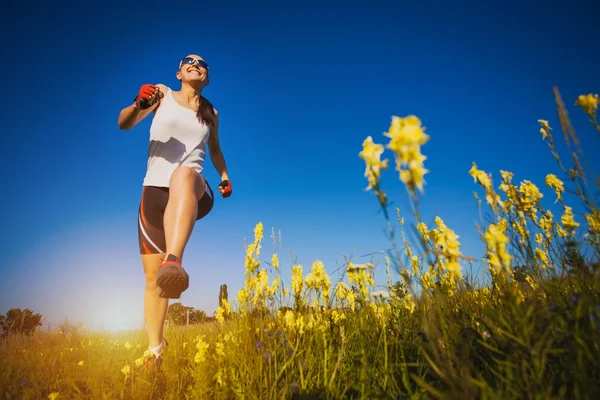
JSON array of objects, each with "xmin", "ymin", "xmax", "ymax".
[{"xmin": 179, "ymin": 57, "xmax": 209, "ymax": 70}]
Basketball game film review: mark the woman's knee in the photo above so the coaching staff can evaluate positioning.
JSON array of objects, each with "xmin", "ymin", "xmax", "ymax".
[
  {"xmin": 141, "ymin": 254, "xmax": 164, "ymax": 289},
  {"xmin": 170, "ymin": 166, "xmax": 199, "ymax": 187},
  {"xmin": 170, "ymin": 167, "xmax": 206, "ymax": 200}
]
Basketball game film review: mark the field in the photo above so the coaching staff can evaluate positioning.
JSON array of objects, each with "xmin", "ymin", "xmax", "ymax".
[{"xmin": 1, "ymin": 88, "xmax": 599, "ymax": 399}]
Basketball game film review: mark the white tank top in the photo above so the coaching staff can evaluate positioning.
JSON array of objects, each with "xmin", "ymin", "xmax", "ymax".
[{"xmin": 142, "ymin": 88, "xmax": 211, "ymax": 187}]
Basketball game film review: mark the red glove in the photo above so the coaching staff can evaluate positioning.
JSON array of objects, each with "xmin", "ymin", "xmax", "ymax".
[
  {"xmin": 134, "ymin": 84, "xmax": 162, "ymax": 109},
  {"xmin": 218, "ymin": 180, "xmax": 232, "ymax": 198}
]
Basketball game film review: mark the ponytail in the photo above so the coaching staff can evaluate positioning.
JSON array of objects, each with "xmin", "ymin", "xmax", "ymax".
[{"xmin": 197, "ymin": 96, "xmax": 216, "ymax": 127}]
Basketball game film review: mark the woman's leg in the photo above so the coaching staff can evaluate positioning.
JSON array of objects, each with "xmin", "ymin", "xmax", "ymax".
[
  {"xmin": 163, "ymin": 166, "xmax": 206, "ymax": 261},
  {"xmin": 141, "ymin": 253, "xmax": 169, "ymax": 348}
]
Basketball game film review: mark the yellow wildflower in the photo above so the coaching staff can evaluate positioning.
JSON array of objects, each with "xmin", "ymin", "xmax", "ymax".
[
  {"xmin": 545, "ymin": 174, "xmax": 564, "ymax": 202},
  {"xmin": 417, "ymin": 222, "xmax": 430, "ymax": 241},
  {"xmin": 291, "ymin": 264, "xmax": 304, "ymax": 299},
  {"xmin": 575, "ymin": 93, "xmax": 599, "ymax": 115},
  {"xmin": 348, "ymin": 265, "xmax": 375, "ymax": 298},
  {"xmin": 403, "ymin": 292, "xmax": 415, "ymax": 313},
  {"xmin": 585, "ymin": 210, "xmax": 600, "ymax": 234},
  {"xmin": 124, "ymin": 341, "xmax": 132, "ymax": 350},
  {"xmin": 48, "ymin": 393, "xmax": 60, "ymax": 400},
  {"xmin": 215, "ymin": 342, "xmax": 225, "ymax": 357},
  {"xmin": 484, "ymin": 221, "xmax": 512, "ymax": 274},
  {"xmin": 270, "ymin": 253, "xmax": 280, "ymax": 271},
  {"xmin": 304, "ymin": 259, "xmax": 331, "ymax": 303},
  {"xmin": 385, "ymin": 115, "xmax": 430, "ymax": 163},
  {"xmin": 500, "ymin": 170, "xmax": 514, "ymax": 183},
  {"xmin": 535, "ymin": 233, "xmax": 544, "ymax": 246},
  {"xmin": 335, "ymin": 281, "xmax": 356, "ymax": 311},
  {"xmin": 512, "ymin": 219, "xmax": 529, "ymax": 245},
  {"xmin": 384, "ymin": 115, "xmax": 430, "ymax": 194},
  {"xmin": 432, "ymin": 217, "xmax": 463, "ymax": 281},
  {"xmin": 410, "ymin": 255, "xmax": 420, "ymax": 276},
  {"xmin": 215, "ymin": 306, "xmax": 225, "ymax": 323},
  {"xmin": 561, "ymin": 206, "xmax": 579, "ymax": 236},
  {"xmin": 237, "ymin": 288, "xmax": 248, "ymax": 305},
  {"xmin": 518, "ymin": 180, "xmax": 543, "ymax": 218},
  {"xmin": 244, "ymin": 222, "xmax": 263, "ymax": 275},
  {"xmin": 540, "ymin": 212, "xmax": 554, "ymax": 240},
  {"xmin": 78, "ymin": 360, "xmax": 84, "ymax": 366},
  {"xmin": 359, "ymin": 136, "xmax": 389, "ymax": 190},
  {"xmin": 469, "ymin": 162, "xmax": 492, "ymax": 191},
  {"xmin": 194, "ymin": 335, "xmax": 209, "ymax": 363},
  {"xmin": 535, "ymin": 248, "xmax": 550, "ymax": 269},
  {"xmin": 421, "ymin": 271, "xmax": 434, "ymax": 290},
  {"xmin": 331, "ymin": 309, "xmax": 346, "ymax": 325},
  {"xmin": 121, "ymin": 364, "xmax": 131, "ymax": 377},
  {"xmin": 538, "ymin": 119, "xmax": 552, "ymax": 139},
  {"xmin": 525, "ymin": 275, "xmax": 538, "ymax": 290}
]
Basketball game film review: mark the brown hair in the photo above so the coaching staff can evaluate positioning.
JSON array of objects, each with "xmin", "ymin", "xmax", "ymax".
[{"xmin": 197, "ymin": 96, "xmax": 216, "ymax": 127}]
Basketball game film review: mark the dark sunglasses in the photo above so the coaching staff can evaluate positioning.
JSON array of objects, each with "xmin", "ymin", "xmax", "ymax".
[{"xmin": 179, "ymin": 57, "xmax": 209, "ymax": 70}]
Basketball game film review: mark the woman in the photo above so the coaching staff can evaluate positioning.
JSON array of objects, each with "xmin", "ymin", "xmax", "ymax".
[{"xmin": 117, "ymin": 54, "xmax": 232, "ymax": 368}]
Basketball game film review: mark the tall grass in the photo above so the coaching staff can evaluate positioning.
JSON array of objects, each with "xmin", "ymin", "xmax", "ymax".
[{"xmin": 1, "ymin": 88, "xmax": 599, "ymax": 399}]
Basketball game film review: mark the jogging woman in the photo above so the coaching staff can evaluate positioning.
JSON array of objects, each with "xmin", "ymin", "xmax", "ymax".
[{"xmin": 117, "ymin": 54, "xmax": 231, "ymax": 368}]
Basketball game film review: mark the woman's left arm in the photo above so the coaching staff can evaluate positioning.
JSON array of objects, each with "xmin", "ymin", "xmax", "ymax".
[{"xmin": 208, "ymin": 110, "xmax": 231, "ymax": 196}]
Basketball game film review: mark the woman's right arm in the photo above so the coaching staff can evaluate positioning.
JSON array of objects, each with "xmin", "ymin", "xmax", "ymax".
[{"xmin": 118, "ymin": 84, "xmax": 167, "ymax": 130}]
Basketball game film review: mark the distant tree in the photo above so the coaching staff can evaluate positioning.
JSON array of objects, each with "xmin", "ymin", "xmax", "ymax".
[
  {"xmin": 219, "ymin": 284, "xmax": 228, "ymax": 308},
  {"xmin": 167, "ymin": 302, "xmax": 207, "ymax": 325},
  {"xmin": 188, "ymin": 309, "xmax": 207, "ymax": 324},
  {"xmin": 0, "ymin": 308, "xmax": 43, "ymax": 337}
]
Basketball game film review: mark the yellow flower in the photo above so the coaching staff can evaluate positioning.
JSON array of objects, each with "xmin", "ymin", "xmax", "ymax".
[
  {"xmin": 484, "ymin": 221, "xmax": 511, "ymax": 274},
  {"xmin": 561, "ymin": 206, "xmax": 579, "ymax": 236},
  {"xmin": 237, "ymin": 288, "xmax": 248, "ymax": 305},
  {"xmin": 540, "ymin": 211, "xmax": 554, "ymax": 240},
  {"xmin": 271, "ymin": 253, "xmax": 279, "ymax": 271},
  {"xmin": 545, "ymin": 174, "xmax": 564, "ymax": 202},
  {"xmin": 215, "ymin": 306, "xmax": 225, "ymax": 323},
  {"xmin": 421, "ymin": 271, "xmax": 434, "ymax": 290},
  {"xmin": 384, "ymin": 115, "xmax": 430, "ymax": 194},
  {"xmin": 359, "ymin": 136, "xmax": 389, "ymax": 190},
  {"xmin": 77, "ymin": 360, "xmax": 84, "ymax": 366},
  {"xmin": 215, "ymin": 342, "xmax": 225, "ymax": 357},
  {"xmin": 48, "ymin": 393, "xmax": 60, "ymax": 400},
  {"xmin": 410, "ymin": 255, "xmax": 420, "ymax": 276},
  {"xmin": 384, "ymin": 115, "xmax": 430, "ymax": 164},
  {"xmin": 348, "ymin": 264, "xmax": 375, "ymax": 298},
  {"xmin": 417, "ymin": 222, "xmax": 430, "ymax": 241},
  {"xmin": 512, "ymin": 219, "xmax": 529, "ymax": 244},
  {"xmin": 124, "ymin": 341, "xmax": 132, "ymax": 350},
  {"xmin": 535, "ymin": 233, "xmax": 544, "ymax": 246},
  {"xmin": 431, "ymin": 217, "xmax": 463, "ymax": 281},
  {"xmin": 585, "ymin": 210, "xmax": 600, "ymax": 234},
  {"xmin": 335, "ymin": 281, "xmax": 356, "ymax": 310},
  {"xmin": 575, "ymin": 93, "xmax": 599, "ymax": 115},
  {"xmin": 291, "ymin": 264, "xmax": 304, "ymax": 299},
  {"xmin": 500, "ymin": 170, "xmax": 514, "ymax": 183},
  {"xmin": 538, "ymin": 119, "xmax": 552, "ymax": 139},
  {"xmin": 304, "ymin": 260, "xmax": 331, "ymax": 303},
  {"xmin": 331, "ymin": 309, "xmax": 346, "ymax": 325},
  {"xmin": 244, "ymin": 222, "xmax": 264, "ymax": 275},
  {"xmin": 469, "ymin": 162, "xmax": 492, "ymax": 191},
  {"xmin": 518, "ymin": 180, "xmax": 543, "ymax": 217},
  {"xmin": 535, "ymin": 248, "xmax": 550, "ymax": 269},
  {"xmin": 194, "ymin": 335, "xmax": 210, "ymax": 363},
  {"xmin": 121, "ymin": 364, "xmax": 131, "ymax": 377}
]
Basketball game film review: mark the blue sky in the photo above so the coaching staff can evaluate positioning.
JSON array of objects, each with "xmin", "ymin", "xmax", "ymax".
[{"xmin": 1, "ymin": 0, "xmax": 599, "ymax": 332}]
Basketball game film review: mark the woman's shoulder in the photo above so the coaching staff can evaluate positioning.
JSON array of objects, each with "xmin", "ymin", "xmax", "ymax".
[{"xmin": 156, "ymin": 84, "xmax": 170, "ymax": 95}]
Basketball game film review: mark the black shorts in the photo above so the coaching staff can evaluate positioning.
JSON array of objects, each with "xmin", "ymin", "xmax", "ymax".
[{"xmin": 138, "ymin": 178, "xmax": 214, "ymax": 255}]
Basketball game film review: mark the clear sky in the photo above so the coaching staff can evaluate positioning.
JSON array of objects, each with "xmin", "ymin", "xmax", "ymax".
[{"xmin": 2, "ymin": 0, "xmax": 599, "ymax": 332}]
